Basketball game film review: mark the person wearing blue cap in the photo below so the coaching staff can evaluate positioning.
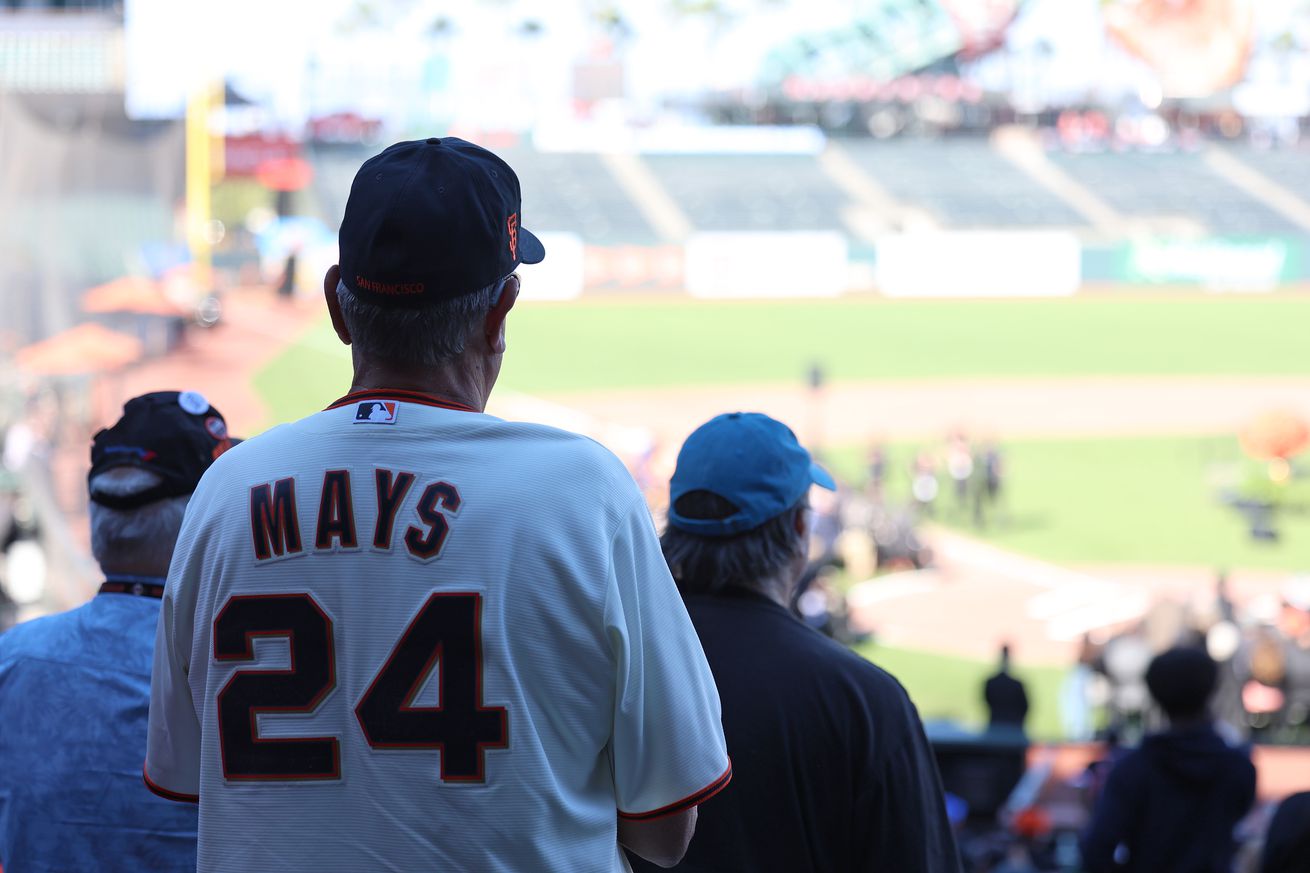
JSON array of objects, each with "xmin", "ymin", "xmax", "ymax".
[{"xmin": 628, "ymin": 412, "xmax": 962, "ymax": 873}]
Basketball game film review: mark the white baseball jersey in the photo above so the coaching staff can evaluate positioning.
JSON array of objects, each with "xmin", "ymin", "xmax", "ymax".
[{"xmin": 146, "ymin": 389, "xmax": 731, "ymax": 873}]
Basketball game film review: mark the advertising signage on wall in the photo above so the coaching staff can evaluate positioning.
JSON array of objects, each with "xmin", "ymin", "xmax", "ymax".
[
  {"xmin": 1122, "ymin": 238, "xmax": 1302, "ymax": 291},
  {"xmin": 876, "ymin": 231, "xmax": 1081, "ymax": 298}
]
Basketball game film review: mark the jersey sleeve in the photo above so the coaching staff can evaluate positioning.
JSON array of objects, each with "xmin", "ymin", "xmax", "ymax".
[
  {"xmin": 605, "ymin": 495, "xmax": 731, "ymax": 820},
  {"xmin": 144, "ymin": 512, "xmax": 204, "ymax": 803}
]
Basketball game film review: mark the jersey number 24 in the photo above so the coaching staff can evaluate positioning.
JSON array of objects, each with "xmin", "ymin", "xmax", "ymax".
[{"xmin": 213, "ymin": 591, "xmax": 508, "ymax": 783}]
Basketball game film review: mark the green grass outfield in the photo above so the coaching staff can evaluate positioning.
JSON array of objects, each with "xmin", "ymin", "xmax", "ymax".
[
  {"xmin": 825, "ymin": 436, "xmax": 1310, "ymax": 571},
  {"xmin": 255, "ymin": 296, "xmax": 1310, "ymax": 419},
  {"xmin": 253, "ymin": 297, "xmax": 1310, "ymax": 572},
  {"xmin": 857, "ymin": 642, "xmax": 1067, "ymax": 740}
]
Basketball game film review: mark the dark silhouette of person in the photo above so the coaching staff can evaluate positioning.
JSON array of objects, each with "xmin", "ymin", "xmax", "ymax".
[
  {"xmin": 985, "ymin": 643, "xmax": 1030, "ymax": 731},
  {"xmin": 1261, "ymin": 791, "xmax": 1310, "ymax": 873},
  {"xmin": 277, "ymin": 248, "xmax": 298, "ymax": 298},
  {"xmin": 1081, "ymin": 646, "xmax": 1257, "ymax": 873}
]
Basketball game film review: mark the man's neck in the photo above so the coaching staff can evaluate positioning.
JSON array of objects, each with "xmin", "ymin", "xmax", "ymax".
[
  {"xmin": 751, "ymin": 574, "xmax": 794, "ymax": 609},
  {"xmin": 349, "ymin": 355, "xmax": 491, "ymax": 412}
]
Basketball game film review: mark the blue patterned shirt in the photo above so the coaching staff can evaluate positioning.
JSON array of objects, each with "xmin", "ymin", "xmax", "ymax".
[{"xmin": 0, "ymin": 581, "xmax": 197, "ymax": 872}]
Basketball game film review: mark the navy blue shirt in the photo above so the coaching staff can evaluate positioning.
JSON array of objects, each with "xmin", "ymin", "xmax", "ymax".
[
  {"xmin": 0, "ymin": 586, "xmax": 198, "ymax": 872},
  {"xmin": 1081, "ymin": 724, "xmax": 1256, "ymax": 873},
  {"xmin": 631, "ymin": 587, "xmax": 961, "ymax": 873}
]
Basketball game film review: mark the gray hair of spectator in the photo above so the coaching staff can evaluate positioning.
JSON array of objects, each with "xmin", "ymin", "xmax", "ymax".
[
  {"xmin": 660, "ymin": 493, "xmax": 808, "ymax": 596},
  {"xmin": 89, "ymin": 468, "xmax": 189, "ymax": 572},
  {"xmin": 335, "ymin": 278, "xmax": 505, "ymax": 368}
]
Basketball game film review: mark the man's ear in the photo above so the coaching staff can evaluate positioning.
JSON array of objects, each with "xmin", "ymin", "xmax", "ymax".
[
  {"xmin": 484, "ymin": 274, "xmax": 520, "ymax": 354},
  {"xmin": 324, "ymin": 265, "xmax": 351, "ymax": 346},
  {"xmin": 793, "ymin": 504, "xmax": 810, "ymax": 540}
]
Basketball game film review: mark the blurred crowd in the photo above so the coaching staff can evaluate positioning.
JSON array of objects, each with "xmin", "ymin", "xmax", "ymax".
[
  {"xmin": 948, "ymin": 645, "xmax": 1310, "ymax": 873},
  {"xmin": 794, "ymin": 430, "xmax": 1006, "ymax": 584},
  {"xmin": 0, "ymin": 413, "xmax": 50, "ymax": 634},
  {"xmin": 1072, "ymin": 573, "xmax": 1310, "ymax": 748},
  {"xmin": 753, "ymin": 432, "xmax": 1310, "ymax": 873}
]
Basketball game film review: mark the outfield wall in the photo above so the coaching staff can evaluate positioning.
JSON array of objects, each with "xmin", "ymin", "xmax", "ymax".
[{"xmin": 518, "ymin": 231, "xmax": 1310, "ymax": 299}]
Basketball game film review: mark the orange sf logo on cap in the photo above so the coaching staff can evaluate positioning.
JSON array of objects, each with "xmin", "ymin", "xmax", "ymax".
[{"xmin": 507, "ymin": 213, "xmax": 518, "ymax": 259}]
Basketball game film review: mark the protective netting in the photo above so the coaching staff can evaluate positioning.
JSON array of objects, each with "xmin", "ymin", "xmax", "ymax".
[{"xmin": 0, "ymin": 90, "xmax": 183, "ymax": 348}]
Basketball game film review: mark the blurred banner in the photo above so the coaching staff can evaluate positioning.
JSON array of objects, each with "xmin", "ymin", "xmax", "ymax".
[
  {"xmin": 1121, "ymin": 237, "xmax": 1301, "ymax": 291},
  {"xmin": 115, "ymin": 0, "xmax": 1310, "ymax": 131},
  {"xmin": 761, "ymin": 1, "xmax": 965, "ymax": 85},
  {"xmin": 1103, "ymin": 0, "xmax": 1255, "ymax": 98},
  {"xmin": 753, "ymin": 0, "xmax": 1310, "ymax": 113},
  {"xmin": 876, "ymin": 231, "xmax": 1081, "ymax": 298},
  {"xmin": 124, "ymin": 0, "xmax": 216, "ymax": 119},
  {"xmin": 685, "ymin": 232, "xmax": 848, "ymax": 299},
  {"xmin": 939, "ymin": 0, "xmax": 1025, "ymax": 56},
  {"xmin": 518, "ymin": 233, "xmax": 586, "ymax": 302}
]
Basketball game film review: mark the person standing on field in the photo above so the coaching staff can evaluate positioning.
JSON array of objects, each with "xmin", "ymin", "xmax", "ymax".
[
  {"xmin": 984, "ymin": 643, "xmax": 1030, "ymax": 732},
  {"xmin": 145, "ymin": 138, "xmax": 730, "ymax": 873}
]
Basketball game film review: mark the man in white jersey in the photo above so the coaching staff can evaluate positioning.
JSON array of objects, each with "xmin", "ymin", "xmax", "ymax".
[{"xmin": 145, "ymin": 137, "xmax": 731, "ymax": 872}]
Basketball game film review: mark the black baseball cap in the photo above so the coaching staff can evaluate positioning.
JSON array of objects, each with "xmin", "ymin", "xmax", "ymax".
[
  {"xmin": 89, "ymin": 391, "xmax": 233, "ymax": 509},
  {"xmin": 339, "ymin": 137, "xmax": 545, "ymax": 308}
]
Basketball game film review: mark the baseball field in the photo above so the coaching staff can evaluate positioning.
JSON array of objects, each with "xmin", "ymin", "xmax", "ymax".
[{"xmin": 249, "ymin": 293, "xmax": 1310, "ymax": 739}]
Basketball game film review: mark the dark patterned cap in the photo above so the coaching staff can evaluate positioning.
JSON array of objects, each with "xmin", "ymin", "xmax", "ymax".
[{"xmin": 89, "ymin": 391, "xmax": 233, "ymax": 509}]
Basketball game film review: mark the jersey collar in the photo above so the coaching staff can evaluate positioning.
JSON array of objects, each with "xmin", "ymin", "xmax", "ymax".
[
  {"xmin": 326, "ymin": 388, "xmax": 479, "ymax": 413},
  {"xmin": 99, "ymin": 574, "xmax": 167, "ymax": 599}
]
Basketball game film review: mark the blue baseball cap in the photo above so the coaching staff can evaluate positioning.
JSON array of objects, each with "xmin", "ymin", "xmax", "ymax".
[
  {"xmin": 339, "ymin": 137, "xmax": 545, "ymax": 308},
  {"xmin": 668, "ymin": 412, "xmax": 836, "ymax": 537}
]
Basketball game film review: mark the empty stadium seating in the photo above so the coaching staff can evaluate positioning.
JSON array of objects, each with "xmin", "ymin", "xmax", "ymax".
[
  {"xmin": 499, "ymin": 148, "xmax": 658, "ymax": 245},
  {"xmin": 643, "ymin": 153, "xmax": 849, "ymax": 233},
  {"xmin": 841, "ymin": 139, "xmax": 1088, "ymax": 229},
  {"xmin": 1223, "ymin": 145, "xmax": 1310, "ymax": 219},
  {"xmin": 1049, "ymin": 150, "xmax": 1302, "ymax": 235},
  {"xmin": 307, "ymin": 138, "xmax": 1310, "ymax": 245}
]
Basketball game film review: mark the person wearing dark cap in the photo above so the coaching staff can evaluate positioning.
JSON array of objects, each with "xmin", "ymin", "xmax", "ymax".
[
  {"xmin": 628, "ymin": 412, "xmax": 962, "ymax": 873},
  {"xmin": 0, "ymin": 390, "xmax": 232, "ymax": 872},
  {"xmin": 145, "ymin": 139, "xmax": 728, "ymax": 873},
  {"xmin": 1081, "ymin": 646, "xmax": 1257, "ymax": 873}
]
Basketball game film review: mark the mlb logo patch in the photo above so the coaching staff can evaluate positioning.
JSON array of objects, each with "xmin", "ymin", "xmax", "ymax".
[{"xmin": 354, "ymin": 401, "xmax": 399, "ymax": 424}]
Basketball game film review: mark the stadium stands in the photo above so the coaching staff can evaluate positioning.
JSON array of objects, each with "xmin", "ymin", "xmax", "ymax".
[
  {"xmin": 306, "ymin": 138, "xmax": 1310, "ymax": 248},
  {"xmin": 1049, "ymin": 150, "xmax": 1303, "ymax": 235},
  {"xmin": 642, "ymin": 153, "xmax": 849, "ymax": 233},
  {"xmin": 500, "ymin": 148, "xmax": 659, "ymax": 244},
  {"xmin": 841, "ymin": 139, "xmax": 1088, "ymax": 229},
  {"xmin": 1224, "ymin": 145, "xmax": 1310, "ymax": 216},
  {"xmin": 311, "ymin": 144, "xmax": 660, "ymax": 245}
]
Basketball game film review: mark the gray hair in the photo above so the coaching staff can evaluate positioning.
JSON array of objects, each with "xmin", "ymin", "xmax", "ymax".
[
  {"xmin": 336, "ymin": 278, "xmax": 505, "ymax": 367},
  {"xmin": 660, "ymin": 493, "xmax": 808, "ymax": 597},
  {"xmin": 89, "ymin": 468, "xmax": 189, "ymax": 574}
]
